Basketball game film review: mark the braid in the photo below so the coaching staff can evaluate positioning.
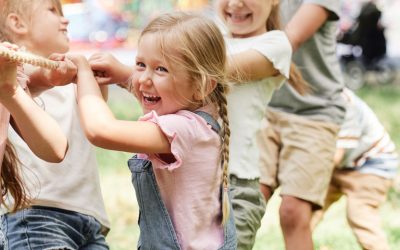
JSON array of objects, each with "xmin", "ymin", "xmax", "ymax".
[{"xmin": 215, "ymin": 83, "xmax": 230, "ymax": 225}]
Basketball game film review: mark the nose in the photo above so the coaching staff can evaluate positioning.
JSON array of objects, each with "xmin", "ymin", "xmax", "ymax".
[
  {"xmin": 228, "ymin": 0, "xmax": 244, "ymax": 8},
  {"xmin": 61, "ymin": 16, "xmax": 69, "ymax": 26},
  {"xmin": 138, "ymin": 70, "xmax": 153, "ymax": 87}
]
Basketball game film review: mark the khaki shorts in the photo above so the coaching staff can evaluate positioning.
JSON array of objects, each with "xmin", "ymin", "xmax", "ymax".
[{"xmin": 259, "ymin": 109, "xmax": 339, "ymax": 208}]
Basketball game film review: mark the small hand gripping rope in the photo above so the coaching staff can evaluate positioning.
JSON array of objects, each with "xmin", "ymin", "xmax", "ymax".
[{"xmin": 0, "ymin": 45, "xmax": 59, "ymax": 70}]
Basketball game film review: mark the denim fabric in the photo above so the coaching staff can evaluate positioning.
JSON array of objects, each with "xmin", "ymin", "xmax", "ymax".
[
  {"xmin": 1, "ymin": 206, "xmax": 108, "ymax": 250},
  {"xmin": 128, "ymin": 157, "xmax": 237, "ymax": 250}
]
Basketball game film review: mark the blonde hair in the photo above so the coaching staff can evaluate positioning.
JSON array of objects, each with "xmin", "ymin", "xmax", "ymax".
[
  {"xmin": 266, "ymin": 2, "xmax": 310, "ymax": 95},
  {"xmin": 140, "ymin": 11, "xmax": 231, "ymax": 224},
  {"xmin": 0, "ymin": 0, "xmax": 63, "ymax": 42}
]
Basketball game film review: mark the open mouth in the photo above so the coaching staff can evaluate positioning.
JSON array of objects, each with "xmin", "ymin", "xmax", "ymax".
[
  {"xmin": 227, "ymin": 12, "xmax": 252, "ymax": 22},
  {"xmin": 143, "ymin": 93, "xmax": 161, "ymax": 104}
]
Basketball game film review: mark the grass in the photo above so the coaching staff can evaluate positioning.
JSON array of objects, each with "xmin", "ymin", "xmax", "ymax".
[{"xmin": 99, "ymin": 84, "xmax": 400, "ymax": 249}]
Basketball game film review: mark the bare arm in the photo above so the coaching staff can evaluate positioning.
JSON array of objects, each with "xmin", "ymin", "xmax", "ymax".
[
  {"xmin": 333, "ymin": 148, "xmax": 345, "ymax": 167},
  {"xmin": 70, "ymin": 55, "xmax": 170, "ymax": 154},
  {"xmin": 0, "ymin": 59, "xmax": 67, "ymax": 162},
  {"xmin": 285, "ymin": 3, "xmax": 329, "ymax": 52},
  {"xmin": 227, "ymin": 50, "xmax": 279, "ymax": 82}
]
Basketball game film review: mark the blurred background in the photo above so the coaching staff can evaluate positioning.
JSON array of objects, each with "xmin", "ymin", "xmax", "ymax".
[{"xmin": 60, "ymin": 0, "xmax": 400, "ymax": 249}]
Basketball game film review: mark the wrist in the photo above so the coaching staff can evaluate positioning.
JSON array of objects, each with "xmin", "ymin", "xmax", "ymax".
[
  {"xmin": 117, "ymin": 77, "xmax": 133, "ymax": 92},
  {"xmin": 0, "ymin": 84, "xmax": 23, "ymax": 103}
]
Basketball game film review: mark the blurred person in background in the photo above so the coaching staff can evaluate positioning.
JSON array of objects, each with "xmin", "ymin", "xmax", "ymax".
[
  {"xmin": 312, "ymin": 88, "xmax": 398, "ymax": 250},
  {"xmin": 259, "ymin": 1, "xmax": 346, "ymax": 249}
]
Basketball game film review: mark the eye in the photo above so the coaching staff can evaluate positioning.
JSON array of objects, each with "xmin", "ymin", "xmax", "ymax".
[
  {"xmin": 136, "ymin": 61, "xmax": 145, "ymax": 68},
  {"xmin": 49, "ymin": 7, "xmax": 57, "ymax": 13},
  {"xmin": 156, "ymin": 66, "xmax": 168, "ymax": 73}
]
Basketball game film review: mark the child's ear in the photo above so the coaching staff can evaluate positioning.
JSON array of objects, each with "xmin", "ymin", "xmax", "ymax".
[
  {"xmin": 193, "ymin": 78, "xmax": 217, "ymax": 101},
  {"xmin": 206, "ymin": 78, "xmax": 217, "ymax": 96},
  {"xmin": 6, "ymin": 13, "xmax": 28, "ymax": 35}
]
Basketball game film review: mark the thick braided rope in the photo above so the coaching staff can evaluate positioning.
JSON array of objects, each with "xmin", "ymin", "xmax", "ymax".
[{"xmin": 0, "ymin": 45, "xmax": 58, "ymax": 70}]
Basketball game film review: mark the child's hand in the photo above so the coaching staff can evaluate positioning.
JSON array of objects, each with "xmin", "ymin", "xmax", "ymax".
[
  {"xmin": 66, "ymin": 54, "xmax": 90, "ymax": 69},
  {"xmin": 88, "ymin": 52, "xmax": 133, "ymax": 86},
  {"xmin": 26, "ymin": 53, "xmax": 78, "ymax": 95},
  {"xmin": 44, "ymin": 53, "xmax": 78, "ymax": 86}
]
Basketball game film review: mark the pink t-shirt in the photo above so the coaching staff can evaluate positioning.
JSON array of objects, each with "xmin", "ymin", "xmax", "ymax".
[
  {"xmin": 0, "ymin": 104, "xmax": 10, "ymax": 167},
  {"xmin": 138, "ymin": 110, "xmax": 224, "ymax": 250}
]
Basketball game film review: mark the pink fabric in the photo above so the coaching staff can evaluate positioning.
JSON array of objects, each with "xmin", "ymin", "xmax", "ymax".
[
  {"xmin": 0, "ymin": 104, "xmax": 10, "ymax": 167},
  {"xmin": 138, "ymin": 110, "xmax": 224, "ymax": 250}
]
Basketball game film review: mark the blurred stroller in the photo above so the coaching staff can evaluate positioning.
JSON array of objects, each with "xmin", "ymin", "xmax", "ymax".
[{"xmin": 338, "ymin": 1, "xmax": 396, "ymax": 90}]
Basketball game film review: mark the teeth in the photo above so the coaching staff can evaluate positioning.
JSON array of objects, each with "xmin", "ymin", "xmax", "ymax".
[
  {"xmin": 143, "ymin": 93, "xmax": 159, "ymax": 99},
  {"xmin": 229, "ymin": 13, "xmax": 249, "ymax": 21}
]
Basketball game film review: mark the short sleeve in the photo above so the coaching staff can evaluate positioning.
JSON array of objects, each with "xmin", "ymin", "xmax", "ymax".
[
  {"xmin": 337, "ymin": 99, "xmax": 361, "ymax": 149},
  {"xmin": 139, "ymin": 111, "xmax": 211, "ymax": 171},
  {"xmin": 304, "ymin": 0, "xmax": 340, "ymax": 20},
  {"xmin": 251, "ymin": 31, "xmax": 292, "ymax": 78}
]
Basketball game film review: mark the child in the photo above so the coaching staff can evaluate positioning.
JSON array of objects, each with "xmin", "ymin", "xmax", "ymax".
[
  {"xmin": 312, "ymin": 88, "xmax": 398, "ymax": 250},
  {"xmin": 0, "ymin": 43, "xmax": 68, "ymax": 213},
  {"xmin": 70, "ymin": 11, "xmax": 236, "ymax": 250},
  {"xmin": 215, "ymin": 0, "xmax": 308, "ymax": 248},
  {"xmin": 259, "ymin": 1, "xmax": 346, "ymax": 249},
  {"xmin": 0, "ymin": 1, "xmax": 110, "ymax": 249}
]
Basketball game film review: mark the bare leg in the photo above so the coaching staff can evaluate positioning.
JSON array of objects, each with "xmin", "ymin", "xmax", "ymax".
[{"xmin": 280, "ymin": 195, "xmax": 313, "ymax": 250}]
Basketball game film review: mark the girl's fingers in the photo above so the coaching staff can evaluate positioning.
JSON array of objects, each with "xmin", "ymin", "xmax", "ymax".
[{"xmin": 48, "ymin": 53, "xmax": 65, "ymax": 61}]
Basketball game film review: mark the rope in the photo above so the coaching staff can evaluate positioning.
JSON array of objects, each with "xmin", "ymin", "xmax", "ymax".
[{"xmin": 0, "ymin": 45, "xmax": 59, "ymax": 70}]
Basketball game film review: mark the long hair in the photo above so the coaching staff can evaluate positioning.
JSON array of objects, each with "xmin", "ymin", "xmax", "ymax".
[
  {"xmin": 1, "ymin": 140, "xmax": 29, "ymax": 212},
  {"xmin": 267, "ymin": 3, "xmax": 310, "ymax": 95},
  {"xmin": 140, "ymin": 12, "xmax": 231, "ymax": 224}
]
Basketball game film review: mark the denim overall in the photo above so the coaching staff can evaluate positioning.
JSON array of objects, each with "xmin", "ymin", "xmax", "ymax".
[{"xmin": 128, "ymin": 111, "xmax": 237, "ymax": 250}]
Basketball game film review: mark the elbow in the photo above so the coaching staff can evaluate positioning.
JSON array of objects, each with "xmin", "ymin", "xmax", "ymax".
[
  {"xmin": 40, "ymin": 141, "xmax": 68, "ymax": 163},
  {"xmin": 84, "ymin": 124, "xmax": 109, "ymax": 148}
]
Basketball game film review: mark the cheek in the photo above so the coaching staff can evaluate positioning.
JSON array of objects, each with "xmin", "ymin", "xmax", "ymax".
[{"xmin": 131, "ymin": 80, "xmax": 141, "ymax": 97}]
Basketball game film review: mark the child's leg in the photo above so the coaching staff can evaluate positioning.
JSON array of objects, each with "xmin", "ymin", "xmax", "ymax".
[
  {"xmin": 339, "ymin": 171, "xmax": 392, "ymax": 250},
  {"xmin": 2, "ymin": 207, "xmax": 109, "ymax": 250},
  {"xmin": 311, "ymin": 174, "xmax": 343, "ymax": 230},
  {"xmin": 261, "ymin": 110, "xmax": 339, "ymax": 250},
  {"xmin": 229, "ymin": 176, "xmax": 266, "ymax": 250}
]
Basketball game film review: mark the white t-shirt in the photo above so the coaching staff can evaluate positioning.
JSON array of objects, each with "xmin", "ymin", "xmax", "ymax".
[
  {"xmin": 225, "ymin": 31, "xmax": 292, "ymax": 179},
  {"xmin": 8, "ymin": 85, "xmax": 110, "ymax": 229}
]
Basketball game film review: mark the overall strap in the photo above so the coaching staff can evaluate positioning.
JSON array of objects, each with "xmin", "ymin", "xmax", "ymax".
[{"xmin": 194, "ymin": 111, "xmax": 221, "ymax": 134}]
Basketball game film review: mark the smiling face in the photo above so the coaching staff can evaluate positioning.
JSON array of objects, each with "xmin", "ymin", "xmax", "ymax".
[
  {"xmin": 27, "ymin": 0, "xmax": 69, "ymax": 56},
  {"xmin": 216, "ymin": 0, "xmax": 277, "ymax": 38},
  {"xmin": 132, "ymin": 33, "xmax": 199, "ymax": 115}
]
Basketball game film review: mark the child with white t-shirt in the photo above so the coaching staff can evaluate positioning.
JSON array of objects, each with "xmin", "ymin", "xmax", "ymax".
[{"xmin": 215, "ymin": 0, "xmax": 308, "ymax": 248}]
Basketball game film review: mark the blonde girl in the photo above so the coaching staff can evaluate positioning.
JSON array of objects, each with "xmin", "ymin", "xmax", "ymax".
[
  {"xmin": 0, "ymin": 44, "xmax": 67, "ymax": 213},
  {"xmin": 1, "ymin": 1, "xmax": 110, "ymax": 249},
  {"xmin": 70, "ymin": 12, "xmax": 236, "ymax": 249}
]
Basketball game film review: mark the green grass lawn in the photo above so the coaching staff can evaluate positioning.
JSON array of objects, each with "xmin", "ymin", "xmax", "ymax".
[{"xmin": 99, "ymin": 84, "xmax": 400, "ymax": 249}]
